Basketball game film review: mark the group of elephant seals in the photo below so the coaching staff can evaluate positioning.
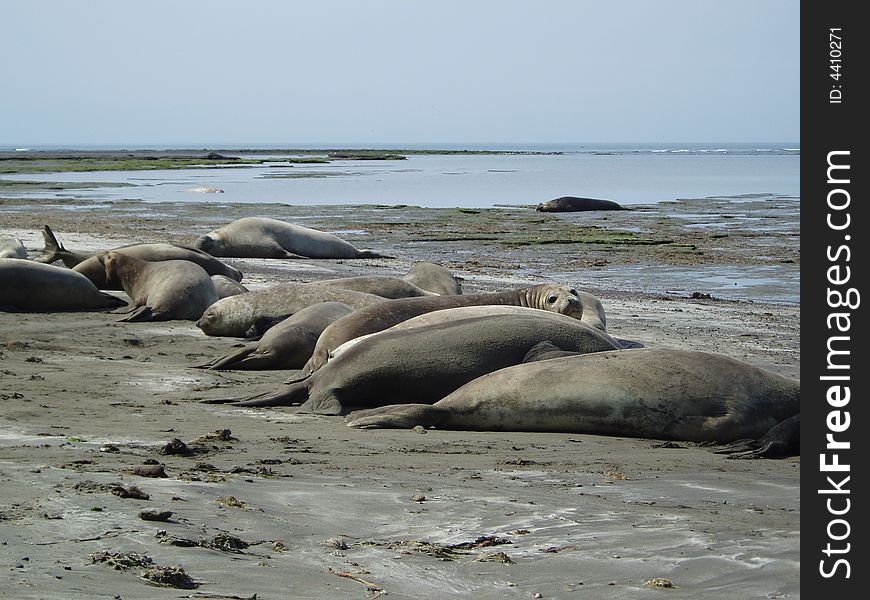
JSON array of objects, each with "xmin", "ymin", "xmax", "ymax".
[
  {"xmin": 1, "ymin": 259, "xmax": 126, "ymax": 311},
  {"xmin": 207, "ymin": 312, "xmax": 620, "ymax": 413},
  {"xmin": 0, "ymin": 236, "xmax": 27, "ymax": 259},
  {"xmin": 194, "ymin": 217, "xmax": 390, "ymax": 259},
  {"xmin": 196, "ymin": 282, "xmax": 385, "ymax": 337},
  {"xmin": 100, "ymin": 252, "xmax": 219, "ymax": 322},
  {"xmin": 536, "ymin": 196, "xmax": 627, "ymax": 212},
  {"xmin": 296, "ymin": 284, "xmax": 598, "ymax": 379},
  {"xmin": 345, "ymin": 348, "xmax": 800, "ymax": 457},
  {"xmin": 37, "ymin": 225, "xmax": 244, "ymax": 290},
  {"xmin": 401, "ymin": 262, "xmax": 462, "ymax": 295},
  {"xmin": 198, "ymin": 302, "xmax": 355, "ymax": 370}
]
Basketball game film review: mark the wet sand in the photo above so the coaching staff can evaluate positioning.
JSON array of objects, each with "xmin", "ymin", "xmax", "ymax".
[{"xmin": 0, "ymin": 196, "xmax": 799, "ymax": 599}]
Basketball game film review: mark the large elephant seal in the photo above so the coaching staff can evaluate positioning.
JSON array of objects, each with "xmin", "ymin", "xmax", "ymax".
[
  {"xmin": 535, "ymin": 196, "xmax": 627, "ymax": 212},
  {"xmin": 313, "ymin": 276, "xmax": 436, "ymax": 298},
  {"xmin": 206, "ymin": 312, "xmax": 620, "ymax": 413},
  {"xmin": 401, "ymin": 262, "xmax": 462, "ymax": 295},
  {"xmin": 296, "ymin": 284, "xmax": 602, "ymax": 380},
  {"xmin": 100, "ymin": 252, "xmax": 219, "ymax": 322},
  {"xmin": 346, "ymin": 349, "xmax": 800, "ymax": 457},
  {"xmin": 0, "ymin": 259, "xmax": 126, "ymax": 311},
  {"xmin": 0, "ymin": 236, "xmax": 27, "ymax": 259},
  {"xmin": 196, "ymin": 283, "xmax": 384, "ymax": 337},
  {"xmin": 193, "ymin": 217, "xmax": 390, "ymax": 259},
  {"xmin": 36, "ymin": 226, "xmax": 243, "ymax": 290},
  {"xmin": 198, "ymin": 302, "xmax": 355, "ymax": 370}
]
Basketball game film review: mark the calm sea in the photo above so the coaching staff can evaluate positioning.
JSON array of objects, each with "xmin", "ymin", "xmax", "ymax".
[{"xmin": 3, "ymin": 143, "xmax": 799, "ymax": 208}]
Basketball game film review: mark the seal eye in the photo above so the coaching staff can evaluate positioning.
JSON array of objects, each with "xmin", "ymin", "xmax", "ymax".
[
  {"xmin": 569, "ymin": 289, "xmax": 578, "ymax": 296},
  {"xmin": 547, "ymin": 295, "xmax": 558, "ymax": 304}
]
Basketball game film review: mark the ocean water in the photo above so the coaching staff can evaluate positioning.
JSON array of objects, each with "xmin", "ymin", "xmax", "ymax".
[{"xmin": 2, "ymin": 143, "xmax": 799, "ymax": 208}]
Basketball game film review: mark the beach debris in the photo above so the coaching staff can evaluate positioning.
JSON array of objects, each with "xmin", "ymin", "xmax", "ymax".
[
  {"xmin": 138, "ymin": 509, "xmax": 173, "ymax": 522},
  {"xmin": 603, "ymin": 469, "xmax": 629, "ymax": 480},
  {"xmin": 156, "ymin": 530, "xmax": 199, "ymax": 547},
  {"xmin": 652, "ymin": 441, "xmax": 686, "ymax": 449},
  {"xmin": 360, "ymin": 535, "xmax": 512, "ymax": 561},
  {"xmin": 193, "ymin": 429, "xmax": 238, "ymax": 443},
  {"xmin": 328, "ymin": 567, "xmax": 384, "ymax": 595},
  {"xmin": 474, "ymin": 551, "xmax": 515, "ymax": 564},
  {"xmin": 410, "ymin": 494, "xmax": 426, "ymax": 503},
  {"xmin": 216, "ymin": 495, "xmax": 248, "ymax": 509},
  {"xmin": 207, "ymin": 533, "xmax": 250, "ymax": 553},
  {"xmin": 412, "ymin": 425, "xmax": 427, "ymax": 434},
  {"xmin": 690, "ymin": 292, "xmax": 713, "ymax": 300},
  {"xmin": 89, "ymin": 550, "xmax": 199, "ymax": 589},
  {"xmin": 325, "ymin": 537, "xmax": 350, "ymax": 550},
  {"xmin": 644, "ymin": 577, "xmax": 676, "ymax": 589},
  {"xmin": 160, "ymin": 438, "xmax": 192, "ymax": 456},
  {"xmin": 541, "ymin": 544, "xmax": 577, "ymax": 553},
  {"xmin": 449, "ymin": 536, "xmax": 511, "ymax": 550},
  {"xmin": 132, "ymin": 464, "xmax": 167, "ymax": 478},
  {"xmin": 112, "ymin": 485, "xmax": 150, "ymax": 500}
]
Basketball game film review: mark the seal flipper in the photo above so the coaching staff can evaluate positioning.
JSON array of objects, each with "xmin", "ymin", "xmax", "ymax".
[
  {"xmin": 297, "ymin": 392, "xmax": 343, "ymax": 415},
  {"xmin": 34, "ymin": 225, "xmax": 90, "ymax": 267},
  {"xmin": 522, "ymin": 341, "xmax": 580, "ymax": 363},
  {"xmin": 196, "ymin": 345, "xmax": 257, "ymax": 369},
  {"xmin": 714, "ymin": 414, "xmax": 800, "ymax": 459},
  {"xmin": 118, "ymin": 306, "xmax": 154, "ymax": 322},
  {"xmin": 346, "ymin": 404, "xmax": 447, "ymax": 429}
]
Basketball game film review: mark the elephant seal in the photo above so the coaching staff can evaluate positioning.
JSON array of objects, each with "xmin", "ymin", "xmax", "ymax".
[
  {"xmin": 198, "ymin": 302, "xmax": 355, "ymax": 370},
  {"xmin": 0, "ymin": 258, "xmax": 126, "ymax": 311},
  {"xmin": 100, "ymin": 252, "xmax": 219, "ymax": 322},
  {"xmin": 193, "ymin": 217, "xmax": 390, "ymax": 259},
  {"xmin": 313, "ymin": 276, "xmax": 436, "ymax": 298},
  {"xmin": 331, "ymin": 306, "xmax": 609, "ymax": 360},
  {"xmin": 401, "ymin": 262, "xmax": 462, "ymax": 295},
  {"xmin": 296, "ymin": 284, "xmax": 602, "ymax": 380},
  {"xmin": 345, "ymin": 349, "xmax": 800, "ymax": 457},
  {"xmin": 535, "ymin": 196, "xmax": 627, "ymax": 212},
  {"xmin": 196, "ymin": 282, "xmax": 384, "ymax": 337},
  {"xmin": 36, "ymin": 226, "xmax": 243, "ymax": 289},
  {"xmin": 206, "ymin": 312, "xmax": 620, "ymax": 413},
  {"xmin": 0, "ymin": 236, "xmax": 27, "ymax": 259},
  {"xmin": 211, "ymin": 274, "xmax": 248, "ymax": 299}
]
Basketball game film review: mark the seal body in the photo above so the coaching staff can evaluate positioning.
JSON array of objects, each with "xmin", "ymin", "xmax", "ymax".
[
  {"xmin": 211, "ymin": 275, "xmax": 249, "ymax": 299},
  {"xmin": 401, "ymin": 262, "xmax": 462, "ymax": 295},
  {"xmin": 0, "ymin": 258, "xmax": 126, "ymax": 311},
  {"xmin": 313, "ymin": 276, "xmax": 436, "ymax": 298},
  {"xmin": 0, "ymin": 236, "xmax": 27, "ymax": 259},
  {"xmin": 194, "ymin": 217, "xmax": 389, "ymax": 259},
  {"xmin": 199, "ymin": 302, "xmax": 355, "ymax": 370},
  {"xmin": 221, "ymin": 312, "xmax": 620, "ymax": 414},
  {"xmin": 346, "ymin": 349, "xmax": 800, "ymax": 449},
  {"xmin": 535, "ymin": 196, "xmax": 627, "ymax": 212},
  {"xmin": 36, "ymin": 225, "xmax": 243, "ymax": 289},
  {"xmin": 298, "ymin": 284, "xmax": 600, "ymax": 378},
  {"xmin": 196, "ymin": 282, "xmax": 383, "ymax": 337},
  {"xmin": 101, "ymin": 252, "xmax": 219, "ymax": 321}
]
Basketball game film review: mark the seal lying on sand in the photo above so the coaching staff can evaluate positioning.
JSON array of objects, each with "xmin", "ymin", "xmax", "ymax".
[
  {"xmin": 36, "ymin": 226, "xmax": 243, "ymax": 290},
  {"xmin": 205, "ymin": 312, "xmax": 620, "ymax": 413},
  {"xmin": 313, "ymin": 276, "xmax": 436, "ymax": 298},
  {"xmin": 193, "ymin": 217, "xmax": 390, "ymax": 259},
  {"xmin": 196, "ymin": 282, "xmax": 384, "ymax": 337},
  {"xmin": 0, "ymin": 258, "xmax": 126, "ymax": 311},
  {"xmin": 401, "ymin": 262, "xmax": 462, "ymax": 295},
  {"xmin": 296, "ymin": 284, "xmax": 604, "ymax": 380},
  {"xmin": 198, "ymin": 302, "xmax": 355, "ymax": 370},
  {"xmin": 346, "ymin": 348, "xmax": 800, "ymax": 458},
  {"xmin": 536, "ymin": 196, "xmax": 627, "ymax": 212},
  {"xmin": 0, "ymin": 236, "xmax": 27, "ymax": 259},
  {"xmin": 100, "ymin": 252, "xmax": 219, "ymax": 322}
]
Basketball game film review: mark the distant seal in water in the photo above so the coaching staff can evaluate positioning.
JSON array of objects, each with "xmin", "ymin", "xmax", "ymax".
[
  {"xmin": 205, "ymin": 312, "xmax": 620, "ymax": 413},
  {"xmin": 345, "ymin": 349, "xmax": 800, "ymax": 457},
  {"xmin": 296, "ymin": 284, "xmax": 602, "ymax": 380},
  {"xmin": 196, "ymin": 282, "xmax": 384, "ymax": 337},
  {"xmin": 0, "ymin": 235, "xmax": 27, "ymax": 259},
  {"xmin": 401, "ymin": 262, "xmax": 462, "ymax": 295},
  {"xmin": 0, "ymin": 258, "xmax": 126, "ymax": 311},
  {"xmin": 211, "ymin": 275, "xmax": 248, "ymax": 299},
  {"xmin": 36, "ymin": 226, "xmax": 243, "ymax": 290},
  {"xmin": 100, "ymin": 252, "xmax": 219, "ymax": 321},
  {"xmin": 197, "ymin": 302, "xmax": 355, "ymax": 370},
  {"xmin": 535, "ymin": 196, "xmax": 627, "ymax": 212},
  {"xmin": 313, "ymin": 276, "xmax": 436, "ymax": 298},
  {"xmin": 193, "ymin": 217, "xmax": 391, "ymax": 259}
]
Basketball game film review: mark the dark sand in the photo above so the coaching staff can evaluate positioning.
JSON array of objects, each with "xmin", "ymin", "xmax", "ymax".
[{"xmin": 1, "ymin": 195, "xmax": 799, "ymax": 599}]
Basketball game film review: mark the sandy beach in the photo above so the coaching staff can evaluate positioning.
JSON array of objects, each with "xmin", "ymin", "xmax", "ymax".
[{"xmin": 1, "ymin": 196, "xmax": 799, "ymax": 599}]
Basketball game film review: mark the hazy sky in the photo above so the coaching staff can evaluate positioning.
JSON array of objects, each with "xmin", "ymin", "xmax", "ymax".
[{"xmin": 1, "ymin": 1, "xmax": 799, "ymax": 146}]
